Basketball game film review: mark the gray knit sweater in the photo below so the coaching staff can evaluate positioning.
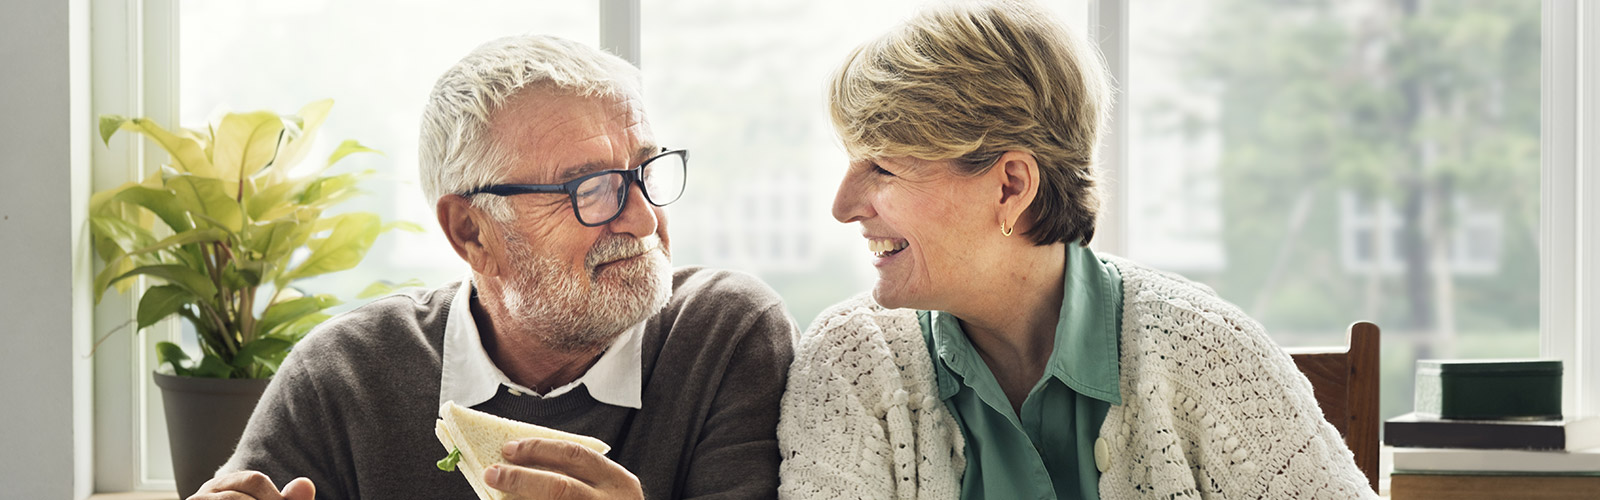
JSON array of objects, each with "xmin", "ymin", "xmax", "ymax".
[{"xmin": 220, "ymin": 267, "xmax": 796, "ymax": 499}]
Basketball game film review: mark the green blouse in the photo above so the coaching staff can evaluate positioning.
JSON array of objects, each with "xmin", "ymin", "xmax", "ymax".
[{"xmin": 917, "ymin": 244, "xmax": 1123, "ymax": 500}]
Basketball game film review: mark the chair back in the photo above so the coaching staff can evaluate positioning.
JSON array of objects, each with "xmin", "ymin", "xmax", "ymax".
[{"xmin": 1285, "ymin": 321, "xmax": 1380, "ymax": 492}]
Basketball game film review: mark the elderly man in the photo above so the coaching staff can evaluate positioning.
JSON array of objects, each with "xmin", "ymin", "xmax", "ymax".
[{"xmin": 190, "ymin": 35, "xmax": 795, "ymax": 500}]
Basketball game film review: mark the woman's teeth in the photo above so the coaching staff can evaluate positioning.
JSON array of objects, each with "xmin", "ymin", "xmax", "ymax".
[{"xmin": 868, "ymin": 239, "xmax": 909, "ymax": 258}]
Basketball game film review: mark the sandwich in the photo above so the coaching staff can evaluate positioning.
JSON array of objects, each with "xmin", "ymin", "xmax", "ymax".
[{"xmin": 434, "ymin": 400, "xmax": 611, "ymax": 500}]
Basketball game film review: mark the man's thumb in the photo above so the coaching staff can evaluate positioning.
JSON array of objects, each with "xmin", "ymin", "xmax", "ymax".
[{"xmin": 280, "ymin": 477, "xmax": 316, "ymax": 500}]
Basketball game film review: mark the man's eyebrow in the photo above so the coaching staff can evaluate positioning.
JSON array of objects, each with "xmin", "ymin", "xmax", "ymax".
[
  {"xmin": 554, "ymin": 145, "xmax": 661, "ymax": 182},
  {"xmin": 634, "ymin": 145, "xmax": 660, "ymax": 163},
  {"xmin": 556, "ymin": 161, "xmax": 611, "ymax": 182}
]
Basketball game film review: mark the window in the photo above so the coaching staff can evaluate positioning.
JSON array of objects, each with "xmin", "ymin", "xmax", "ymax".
[
  {"xmin": 86, "ymin": 0, "xmax": 1597, "ymax": 492},
  {"xmin": 95, "ymin": 1, "xmax": 602, "ymax": 489},
  {"xmin": 643, "ymin": 0, "xmax": 1086, "ymax": 324},
  {"xmin": 179, "ymin": 0, "xmax": 602, "ymax": 303},
  {"xmin": 1116, "ymin": 0, "xmax": 1541, "ymax": 424}
]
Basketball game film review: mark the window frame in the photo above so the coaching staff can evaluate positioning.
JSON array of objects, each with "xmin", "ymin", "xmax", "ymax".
[
  {"xmin": 83, "ymin": 0, "xmax": 1600, "ymax": 492},
  {"xmin": 90, "ymin": 0, "xmax": 184, "ymax": 492},
  {"xmin": 1089, "ymin": 0, "xmax": 1600, "ymax": 418},
  {"xmin": 1539, "ymin": 0, "xmax": 1598, "ymax": 420}
]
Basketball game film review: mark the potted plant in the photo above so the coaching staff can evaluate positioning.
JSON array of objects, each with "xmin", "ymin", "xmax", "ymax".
[{"xmin": 91, "ymin": 99, "xmax": 419, "ymax": 497}]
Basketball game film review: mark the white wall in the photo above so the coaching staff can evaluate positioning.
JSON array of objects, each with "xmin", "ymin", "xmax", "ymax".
[{"xmin": 0, "ymin": 0, "xmax": 93, "ymax": 497}]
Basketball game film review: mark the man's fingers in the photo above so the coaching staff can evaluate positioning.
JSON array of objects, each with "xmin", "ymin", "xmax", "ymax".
[
  {"xmin": 190, "ymin": 494, "xmax": 265, "ymax": 500},
  {"xmin": 484, "ymin": 464, "xmax": 595, "ymax": 500},
  {"xmin": 279, "ymin": 477, "xmax": 316, "ymax": 500},
  {"xmin": 187, "ymin": 471, "xmax": 284, "ymax": 500},
  {"xmin": 501, "ymin": 438, "xmax": 627, "ymax": 486}
]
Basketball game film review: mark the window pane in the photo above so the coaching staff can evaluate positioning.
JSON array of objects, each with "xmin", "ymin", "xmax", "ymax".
[
  {"xmin": 642, "ymin": 1, "xmax": 1089, "ymax": 326},
  {"xmin": 171, "ymin": 1, "xmax": 597, "ymax": 482},
  {"xmin": 1126, "ymin": 0, "xmax": 1540, "ymax": 423},
  {"xmin": 179, "ymin": 0, "xmax": 599, "ymax": 302}
]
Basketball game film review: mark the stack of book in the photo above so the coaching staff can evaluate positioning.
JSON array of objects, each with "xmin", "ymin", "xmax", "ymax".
[{"xmin": 1387, "ymin": 412, "xmax": 1600, "ymax": 499}]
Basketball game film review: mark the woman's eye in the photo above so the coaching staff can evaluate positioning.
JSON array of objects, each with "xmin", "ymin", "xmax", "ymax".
[{"xmin": 872, "ymin": 165, "xmax": 895, "ymax": 177}]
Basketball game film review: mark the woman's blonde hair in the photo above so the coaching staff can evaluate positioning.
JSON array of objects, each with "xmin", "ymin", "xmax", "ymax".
[{"xmin": 829, "ymin": 0, "xmax": 1112, "ymax": 245}]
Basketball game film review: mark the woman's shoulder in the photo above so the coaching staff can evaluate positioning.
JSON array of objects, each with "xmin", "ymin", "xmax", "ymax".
[
  {"xmin": 797, "ymin": 292, "xmax": 921, "ymax": 354},
  {"xmin": 1106, "ymin": 256, "xmax": 1269, "ymax": 344},
  {"xmin": 1097, "ymin": 258, "xmax": 1372, "ymax": 498},
  {"xmin": 789, "ymin": 292, "xmax": 936, "ymax": 397},
  {"xmin": 1105, "ymin": 256, "xmax": 1299, "ymax": 388}
]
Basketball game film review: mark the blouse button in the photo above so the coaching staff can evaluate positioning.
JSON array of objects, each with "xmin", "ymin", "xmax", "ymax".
[{"xmin": 1094, "ymin": 437, "xmax": 1110, "ymax": 473}]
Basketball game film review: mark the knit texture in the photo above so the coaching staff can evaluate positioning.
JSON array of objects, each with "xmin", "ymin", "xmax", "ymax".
[
  {"xmin": 221, "ymin": 267, "xmax": 795, "ymax": 500},
  {"xmin": 778, "ymin": 256, "xmax": 1377, "ymax": 499}
]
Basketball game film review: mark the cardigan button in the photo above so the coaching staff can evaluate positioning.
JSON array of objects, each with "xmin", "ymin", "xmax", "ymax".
[{"xmin": 1094, "ymin": 437, "xmax": 1109, "ymax": 473}]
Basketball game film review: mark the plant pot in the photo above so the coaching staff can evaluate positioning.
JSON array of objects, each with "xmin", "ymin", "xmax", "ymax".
[{"xmin": 153, "ymin": 371, "xmax": 271, "ymax": 498}]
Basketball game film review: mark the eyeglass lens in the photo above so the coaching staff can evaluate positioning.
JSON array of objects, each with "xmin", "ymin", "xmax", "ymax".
[{"xmin": 572, "ymin": 152, "xmax": 686, "ymax": 225}]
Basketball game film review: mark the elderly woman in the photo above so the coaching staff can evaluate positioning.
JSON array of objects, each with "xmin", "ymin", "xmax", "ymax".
[{"xmin": 777, "ymin": 1, "xmax": 1375, "ymax": 499}]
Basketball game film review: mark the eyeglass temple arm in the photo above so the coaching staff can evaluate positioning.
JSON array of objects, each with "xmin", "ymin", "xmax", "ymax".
[{"xmin": 464, "ymin": 184, "xmax": 571, "ymax": 196}]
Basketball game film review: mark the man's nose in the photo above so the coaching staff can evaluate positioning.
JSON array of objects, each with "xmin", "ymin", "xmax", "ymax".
[{"xmin": 607, "ymin": 181, "xmax": 658, "ymax": 239}]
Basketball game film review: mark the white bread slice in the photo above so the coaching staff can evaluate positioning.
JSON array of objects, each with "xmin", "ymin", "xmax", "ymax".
[{"xmin": 435, "ymin": 401, "xmax": 611, "ymax": 500}]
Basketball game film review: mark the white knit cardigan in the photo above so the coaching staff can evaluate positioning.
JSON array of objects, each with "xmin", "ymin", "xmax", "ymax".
[{"xmin": 777, "ymin": 257, "xmax": 1377, "ymax": 499}]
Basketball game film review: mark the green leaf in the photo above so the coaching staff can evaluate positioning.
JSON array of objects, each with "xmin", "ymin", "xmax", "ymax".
[
  {"xmin": 155, "ymin": 341, "xmax": 192, "ymax": 376},
  {"xmin": 219, "ymin": 263, "xmax": 258, "ymax": 291},
  {"xmin": 272, "ymin": 99, "xmax": 335, "ymax": 174},
  {"xmin": 190, "ymin": 125, "xmax": 216, "ymax": 164},
  {"xmin": 93, "ymin": 227, "xmax": 230, "ymax": 303},
  {"xmin": 213, "ymin": 110, "xmax": 286, "ymax": 181},
  {"xmin": 437, "ymin": 448, "xmax": 462, "ymax": 472},
  {"xmin": 327, "ymin": 139, "xmax": 381, "ymax": 167},
  {"xmin": 297, "ymin": 172, "xmax": 365, "ymax": 209},
  {"xmin": 89, "ymin": 216, "xmax": 158, "ymax": 260},
  {"xmin": 104, "ymin": 116, "xmax": 218, "ymax": 177},
  {"xmin": 123, "ymin": 227, "xmax": 230, "ymax": 262},
  {"xmin": 107, "ymin": 185, "xmax": 194, "ymax": 233},
  {"xmin": 106, "ymin": 264, "xmax": 219, "ymax": 301},
  {"xmin": 242, "ymin": 218, "xmax": 313, "ymax": 269},
  {"xmin": 99, "ymin": 114, "xmax": 129, "ymax": 146},
  {"xmin": 383, "ymin": 221, "xmax": 426, "ymax": 233},
  {"xmin": 92, "ymin": 253, "xmax": 140, "ymax": 304},
  {"xmin": 169, "ymin": 175, "xmax": 244, "ymax": 232},
  {"xmin": 136, "ymin": 285, "xmax": 195, "ymax": 331},
  {"xmin": 244, "ymin": 176, "xmax": 309, "ymax": 221},
  {"xmin": 192, "ymin": 354, "xmax": 235, "ymax": 378},
  {"xmin": 231, "ymin": 337, "xmax": 293, "ymax": 370},
  {"xmin": 257, "ymin": 294, "xmax": 340, "ymax": 337},
  {"xmin": 280, "ymin": 212, "xmax": 381, "ymax": 283},
  {"xmin": 269, "ymin": 312, "xmax": 329, "ymax": 343},
  {"xmin": 357, "ymin": 279, "xmax": 426, "ymax": 299}
]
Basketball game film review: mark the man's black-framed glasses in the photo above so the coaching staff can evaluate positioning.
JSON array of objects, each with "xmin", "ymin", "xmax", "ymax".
[{"xmin": 463, "ymin": 149, "xmax": 688, "ymax": 227}]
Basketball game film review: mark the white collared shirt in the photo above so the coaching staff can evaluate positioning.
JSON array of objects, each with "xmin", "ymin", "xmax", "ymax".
[{"xmin": 438, "ymin": 277, "xmax": 644, "ymax": 409}]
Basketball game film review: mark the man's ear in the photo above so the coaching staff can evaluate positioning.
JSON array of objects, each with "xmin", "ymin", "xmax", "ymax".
[
  {"xmin": 994, "ymin": 151, "xmax": 1040, "ymax": 232},
  {"xmin": 436, "ymin": 195, "xmax": 501, "ymax": 276}
]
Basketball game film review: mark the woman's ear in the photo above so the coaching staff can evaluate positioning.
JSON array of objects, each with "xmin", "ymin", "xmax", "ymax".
[
  {"xmin": 994, "ymin": 151, "xmax": 1040, "ymax": 232},
  {"xmin": 436, "ymin": 195, "xmax": 501, "ymax": 276}
]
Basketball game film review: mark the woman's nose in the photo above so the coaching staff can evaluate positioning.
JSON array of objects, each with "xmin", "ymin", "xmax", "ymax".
[{"xmin": 832, "ymin": 170, "xmax": 874, "ymax": 224}]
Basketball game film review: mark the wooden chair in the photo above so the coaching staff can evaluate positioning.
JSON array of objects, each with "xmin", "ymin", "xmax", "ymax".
[{"xmin": 1285, "ymin": 321, "xmax": 1380, "ymax": 492}]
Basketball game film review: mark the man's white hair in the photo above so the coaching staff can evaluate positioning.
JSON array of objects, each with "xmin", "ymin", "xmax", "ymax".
[{"xmin": 419, "ymin": 34, "xmax": 642, "ymax": 220}]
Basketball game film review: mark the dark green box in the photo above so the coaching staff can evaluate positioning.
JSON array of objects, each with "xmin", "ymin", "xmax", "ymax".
[{"xmin": 1415, "ymin": 359, "xmax": 1562, "ymax": 420}]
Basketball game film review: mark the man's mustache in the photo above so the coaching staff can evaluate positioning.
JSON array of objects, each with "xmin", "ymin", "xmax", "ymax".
[{"xmin": 585, "ymin": 234, "xmax": 662, "ymax": 269}]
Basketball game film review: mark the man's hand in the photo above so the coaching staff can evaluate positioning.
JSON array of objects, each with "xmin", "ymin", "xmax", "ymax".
[
  {"xmin": 486, "ymin": 438, "xmax": 643, "ymax": 500},
  {"xmin": 187, "ymin": 471, "xmax": 315, "ymax": 500}
]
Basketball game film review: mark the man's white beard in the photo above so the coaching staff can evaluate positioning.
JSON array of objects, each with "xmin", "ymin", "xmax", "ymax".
[{"xmin": 494, "ymin": 230, "xmax": 673, "ymax": 353}]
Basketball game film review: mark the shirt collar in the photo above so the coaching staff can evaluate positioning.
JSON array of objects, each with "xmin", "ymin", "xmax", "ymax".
[
  {"xmin": 923, "ymin": 243, "xmax": 1123, "ymax": 405},
  {"xmin": 438, "ymin": 277, "xmax": 644, "ymax": 409}
]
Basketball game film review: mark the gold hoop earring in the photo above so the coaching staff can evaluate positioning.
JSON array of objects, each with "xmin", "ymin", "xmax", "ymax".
[{"xmin": 1001, "ymin": 222, "xmax": 1014, "ymax": 237}]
